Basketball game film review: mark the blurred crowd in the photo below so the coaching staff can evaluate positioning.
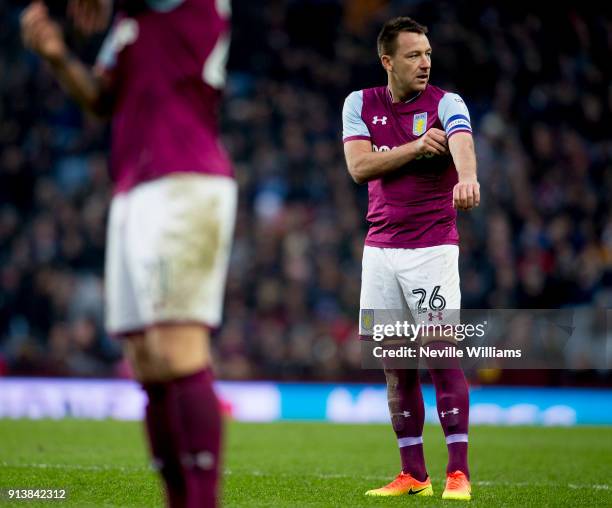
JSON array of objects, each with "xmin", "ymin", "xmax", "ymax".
[{"xmin": 0, "ymin": 0, "xmax": 610, "ymax": 383}]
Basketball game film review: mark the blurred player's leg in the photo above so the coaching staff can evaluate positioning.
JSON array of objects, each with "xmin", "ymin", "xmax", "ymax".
[
  {"xmin": 107, "ymin": 174, "xmax": 237, "ymax": 508},
  {"xmin": 141, "ymin": 373, "xmax": 187, "ymax": 507},
  {"xmin": 125, "ymin": 325, "xmax": 221, "ymax": 508}
]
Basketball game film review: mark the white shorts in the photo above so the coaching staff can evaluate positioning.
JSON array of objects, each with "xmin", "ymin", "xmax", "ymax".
[
  {"xmin": 359, "ymin": 244, "xmax": 461, "ymax": 334},
  {"xmin": 105, "ymin": 174, "xmax": 237, "ymax": 335}
]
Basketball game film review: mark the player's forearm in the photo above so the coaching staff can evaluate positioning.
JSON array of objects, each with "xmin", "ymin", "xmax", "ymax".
[
  {"xmin": 348, "ymin": 143, "xmax": 420, "ymax": 184},
  {"xmin": 449, "ymin": 134, "xmax": 477, "ymax": 182},
  {"xmin": 48, "ymin": 53, "xmax": 110, "ymax": 117}
]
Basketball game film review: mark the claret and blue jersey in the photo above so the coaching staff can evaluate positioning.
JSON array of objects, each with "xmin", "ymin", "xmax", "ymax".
[
  {"xmin": 95, "ymin": 0, "xmax": 233, "ymax": 193},
  {"xmin": 342, "ymin": 84, "xmax": 473, "ymax": 249}
]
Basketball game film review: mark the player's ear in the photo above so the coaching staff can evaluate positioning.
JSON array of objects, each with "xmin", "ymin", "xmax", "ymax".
[{"xmin": 381, "ymin": 54, "xmax": 392, "ymax": 72}]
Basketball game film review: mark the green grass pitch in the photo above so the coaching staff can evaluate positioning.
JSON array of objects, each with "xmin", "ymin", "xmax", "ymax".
[{"xmin": 0, "ymin": 419, "xmax": 610, "ymax": 507}]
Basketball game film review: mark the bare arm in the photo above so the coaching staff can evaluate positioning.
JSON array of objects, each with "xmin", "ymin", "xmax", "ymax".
[
  {"xmin": 344, "ymin": 128, "xmax": 449, "ymax": 184},
  {"xmin": 50, "ymin": 56, "xmax": 113, "ymax": 117},
  {"xmin": 449, "ymin": 132, "xmax": 480, "ymax": 210},
  {"xmin": 21, "ymin": 1, "xmax": 113, "ymax": 116}
]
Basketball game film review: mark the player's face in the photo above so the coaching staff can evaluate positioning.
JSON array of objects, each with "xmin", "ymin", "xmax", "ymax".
[{"xmin": 383, "ymin": 32, "xmax": 432, "ymax": 93}]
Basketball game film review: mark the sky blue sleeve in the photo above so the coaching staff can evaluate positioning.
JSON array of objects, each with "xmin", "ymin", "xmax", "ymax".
[
  {"xmin": 342, "ymin": 91, "xmax": 370, "ymax": 142},
  {"xmin": 438, "ymin": 93, "xmax": 473, "ymax": 139},
  {"xmin": 95, "ymin": 22, "xmax": 119, "ymax": 70},
  {"xmin": 96, "ymin": 0, "xmax": 187, "ymax": 70}
]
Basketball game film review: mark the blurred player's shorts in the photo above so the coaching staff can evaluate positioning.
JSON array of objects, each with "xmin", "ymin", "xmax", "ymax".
[
  {"xmin": 105, "ymin": 173, "xmax": 237, "ymax": 334},
  {"xmin": 359, "ymin": 244, "xmax": 461, "ymax": 336}
]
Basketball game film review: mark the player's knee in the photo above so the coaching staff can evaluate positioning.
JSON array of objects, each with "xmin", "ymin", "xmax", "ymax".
[
  {"xmin": 123, "ymin": 328, "xmax": 211, "ymax": 382},
  {"xmin": 123, "ymin": 334, "xmax": 160, "ymax": 381},
  {"xmin": 146, "ymin": 325, "xmax": 212, "ymax": 377},
  {"xmin": 126, "ymin": 349, "xmax": 168, "ymax": 383},
  {"xmin": 384, "ymin": 369, "xmax": 400, "ymax": 390},
  {"xmin": 384, "ymin": 367, "xmax": 419, "ymax": 389}
]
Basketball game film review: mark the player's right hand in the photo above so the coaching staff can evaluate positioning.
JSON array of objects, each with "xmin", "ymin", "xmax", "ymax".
[
  {"xmin": 21, "ymin": 1, "xmax": 68, "ymax": 65},
  {"xmin": 414, "ymin": 128, "xmax": 448, "ymax": 157}
]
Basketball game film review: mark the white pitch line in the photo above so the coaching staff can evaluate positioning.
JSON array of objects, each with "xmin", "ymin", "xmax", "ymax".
[
  {"xmin": 0, "ymin": 461, "xmax": 148, "ymax": 473},
  {"xmin": 224, "ymin": 470, "xmax": 610, "ymax": 491},
  {"xmin": 1, "ymin": 463, "xmax": 609, "ymax": 491}
]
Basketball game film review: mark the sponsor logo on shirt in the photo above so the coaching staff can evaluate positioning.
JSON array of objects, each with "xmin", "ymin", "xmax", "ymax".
[{"xmin": 372, "ymin": 116, "xmax": 387, "ymax": 125}]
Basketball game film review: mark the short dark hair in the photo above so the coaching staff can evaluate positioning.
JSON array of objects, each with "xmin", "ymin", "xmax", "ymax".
[{"xmin": 377, "ymin": 17, "xmax": 428, "ymax": 57}]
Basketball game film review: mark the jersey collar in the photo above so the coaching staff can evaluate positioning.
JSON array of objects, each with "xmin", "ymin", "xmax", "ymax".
[{"xmin": 387, "ymin": 85, "xmax": 426, "ymax": 112}]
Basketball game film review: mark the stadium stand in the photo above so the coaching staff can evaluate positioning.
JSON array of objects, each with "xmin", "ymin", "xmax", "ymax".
[{"xmin": 0, "ymin": 0, "xmax": 610, "ymax": 382}]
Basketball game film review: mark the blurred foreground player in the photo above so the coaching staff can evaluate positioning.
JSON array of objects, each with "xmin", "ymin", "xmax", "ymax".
[
  {"xmin": 21, "ymin": 0, "xmax": 235, "ymax": 506},
  {"xmin": 342, "ymin": 17, "xmax": 479, "ymax": 500}
]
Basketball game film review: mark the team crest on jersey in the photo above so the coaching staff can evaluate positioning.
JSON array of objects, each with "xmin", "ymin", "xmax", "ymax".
[{"xmin": 412, "ymin": 112, "xmax": 428, "ymax": 136}]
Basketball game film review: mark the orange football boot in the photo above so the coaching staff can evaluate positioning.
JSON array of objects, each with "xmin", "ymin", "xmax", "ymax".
[
  {"xmin": 442, "ymin": 470, "xmax": 471, "ymax": 501},
  {"xmin": 365, "ymin": 472, "xmax": 433, "ymax": 497}
]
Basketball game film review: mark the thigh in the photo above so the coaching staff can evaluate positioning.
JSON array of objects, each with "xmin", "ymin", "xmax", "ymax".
[
  {"xmin": 359, "ymin": 246, "xmax": 408, "ymax": 335},
  {"xmin": 105, "ymin": 194, "xmax": 144, "ymax": 335},
  {"xmin": 125, "ymin": 174, "xmax": 238, "ymax": 329}
]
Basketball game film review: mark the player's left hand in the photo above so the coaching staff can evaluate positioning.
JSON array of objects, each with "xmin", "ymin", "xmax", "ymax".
[{"xmin": 453, "ymin": 179, "xmax": 480, "ymax": 211}]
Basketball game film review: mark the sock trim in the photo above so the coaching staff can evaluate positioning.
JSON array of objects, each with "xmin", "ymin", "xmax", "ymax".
[
  {"xmin": 398, "ymin": 436, "xmax": 423, "ymax": 447},
  {"xmin": 446, "ymin": 433, "xmax": 468, "ymax": 444}
]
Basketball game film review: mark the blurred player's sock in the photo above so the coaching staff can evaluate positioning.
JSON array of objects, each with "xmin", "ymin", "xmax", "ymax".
[
  {"xmin": 426, "ymin": 341, "xmax": 470, "ymax": 479},
  {"xmin": 143, "ymin": 369, "xmax": 222, "ymax": 508},
  {"xmin": 143, "ymin": 382, "xmax": 186, "ymax": 507},
  {"xmin": 172, "ymin": 368, "xmax": 222, "ymax": 508},
  {"xmin": 384, "ymin": 369, "xmax": 428, "ymax": 481}
]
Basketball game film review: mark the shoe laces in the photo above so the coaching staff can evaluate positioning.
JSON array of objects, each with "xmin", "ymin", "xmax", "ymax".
[
  {"xmin": 388, "ymin": 472, "xmax": 412, "ymax": 489},
  {"xmin": 447, "ymin": 471, "xmax": 466, "ymax": 489}
]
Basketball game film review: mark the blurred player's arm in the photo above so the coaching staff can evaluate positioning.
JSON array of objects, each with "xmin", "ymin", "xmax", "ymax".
[
  {"xmin": 21, "ymin": 1, "xmax": 113, "ymax": 117},
  {"xmin": 438, "ymin": 92, "xmax": 479, "ymax": 210},
  {"xmin": 342, "ymin": 91, "xmax": 447, "ymax": 184}
]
